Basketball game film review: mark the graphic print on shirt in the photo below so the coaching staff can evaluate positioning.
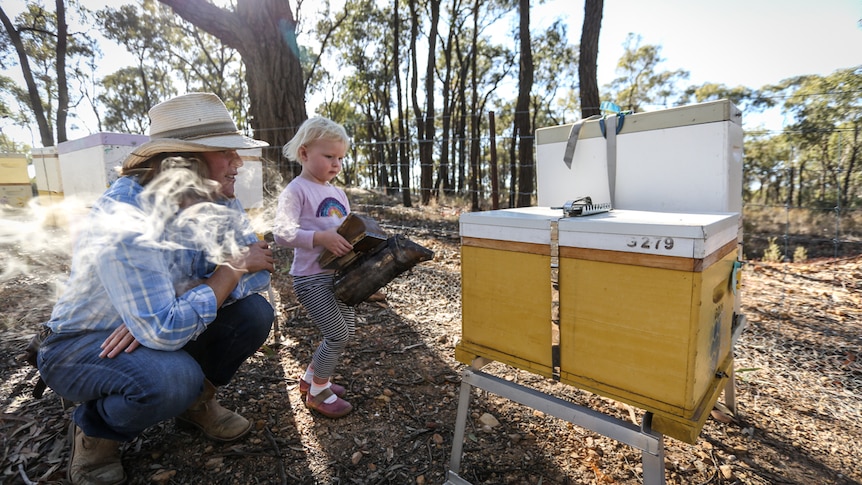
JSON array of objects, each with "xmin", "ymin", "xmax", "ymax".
[{"xmin": 317, "ymin": 197, "xmax": 348, "ymax": 218}]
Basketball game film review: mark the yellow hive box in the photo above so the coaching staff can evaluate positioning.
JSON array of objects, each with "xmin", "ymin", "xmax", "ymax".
[
  {"xmin": 0, "ymin": 183, "xmax": 34, "ymax": 208},
  {"xmin": 457, "ymin": 207, "xmax": 561, "ymax": 377},
  {"xmin": 457, "ymin": 208, "xmax": 740, "ymax": 444},
  {"xmin": 0, "ymin": 153, "xmax": 30, "ymax": 185},
  {"xmin": 557, "ymin": 210, "xmax": 739, "ymax": 443}
]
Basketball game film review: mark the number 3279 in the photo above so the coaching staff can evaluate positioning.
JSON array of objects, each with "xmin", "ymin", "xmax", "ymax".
[{"xmin": 626, "ymin": 236, "xmax": 674, "ymax": 250}]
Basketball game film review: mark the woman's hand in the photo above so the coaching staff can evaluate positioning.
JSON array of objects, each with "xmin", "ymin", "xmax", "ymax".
[
  {"xmin": 232, "ymin": 240, "xmax": 274, "ymax": 274},
  {"xmin": 100, "ymin": 324, "xmax": 141, "ymax": 358},
  {"xmin": 219, "ymin": 240, "xmax": 274, "ymax": 274},
  {"xmin": 206, "ymin": 241, "xmax": 274, "ymax": 307}
]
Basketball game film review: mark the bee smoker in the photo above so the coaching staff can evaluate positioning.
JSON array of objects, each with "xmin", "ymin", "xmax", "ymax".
[{"xmin": 333, "ymin": 234, "xmax": 434, "ymax": 306}]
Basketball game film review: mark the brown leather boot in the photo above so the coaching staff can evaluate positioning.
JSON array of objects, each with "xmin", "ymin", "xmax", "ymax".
[
  {"xmin": 67, "ymin": 422, "xmax": 126, "ymax": 485},
  {"xmin": 176, "ymin": 379, "xmax": 251, "ymax": 442}
]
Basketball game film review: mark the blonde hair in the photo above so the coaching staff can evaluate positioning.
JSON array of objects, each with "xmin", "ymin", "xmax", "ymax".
[{"xmin": 283, "ymin": 117, "xmax": 350, "ymax": 162}]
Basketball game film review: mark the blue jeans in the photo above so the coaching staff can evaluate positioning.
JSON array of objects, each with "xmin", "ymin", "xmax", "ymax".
[{"xmin": 38, "ymin": 293, "xmax": 273, "ymax": 442}]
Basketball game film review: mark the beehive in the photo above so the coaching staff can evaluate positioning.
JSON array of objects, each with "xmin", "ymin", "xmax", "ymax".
[
  {"xmin": 535, "ymin": 99, "xmax": 743, "ymax": 213},
  {"xmin": 456, "ymin": 207, "xmax": 561, "ymax": 377},
  {"xmin": 236, "ymin": 147, "xmax": 264, "ymax": 210},
  {"xmin": 32, "ymin": 146, "xmax": 62, "ymax": 200},
  {"xmin": 458, "ymin": 100, "xmax": 745, "ymax": 445},
  {"xmin": 57, "ymin": 132, "xmax": 149, "ymax": 205},
  {"xmin": 456, "ymin": 208, "xmax": 739, "ymax": 443},
  {"xmin": 0, "ymin": 153, "xmax": 33, "ymax": 208},
  {"xmin": 556, "ymin": 210, "xmax": 739, "ymax": 442}
]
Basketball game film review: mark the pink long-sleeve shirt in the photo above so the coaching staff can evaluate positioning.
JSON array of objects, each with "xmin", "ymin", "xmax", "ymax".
[{"xmin": 273, "ymin": 176, "xmax": 351, "ymax": 276}]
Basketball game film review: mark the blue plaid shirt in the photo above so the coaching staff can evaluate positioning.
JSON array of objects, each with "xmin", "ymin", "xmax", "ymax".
[{"xmin": 45, "ymin": 176, "xmax": 270, "ymax": 351}]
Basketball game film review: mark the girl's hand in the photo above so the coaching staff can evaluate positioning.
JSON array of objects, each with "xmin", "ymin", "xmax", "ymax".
[
  {"xmin": 315, "ymin": 228, "xmax": 353, "ymax": 256},
  {"xmin": 99, "ymin": 324, "xmax": 141, "ymax": 358}
]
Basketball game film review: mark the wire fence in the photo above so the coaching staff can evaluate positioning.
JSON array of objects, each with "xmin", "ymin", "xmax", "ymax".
[
  {"xmin": 344, "ymin": 191, "xmax": 862, "ymax": 263},
  {"xmin": 306, "ymin": 122, "xmax": 862, "ymax": 264}
]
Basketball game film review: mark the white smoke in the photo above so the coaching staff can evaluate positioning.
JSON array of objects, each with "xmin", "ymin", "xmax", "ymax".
[
  {"xmin": 0, "ymin": 157, "xmax": 288, "ymax": 309},
  {"xmin": 0, "ymin": 162, "xmax": 277, "ymax": 307},
  {"xmin": 0, "ymin": 196, "xmax": 86, "ymax": 286}
]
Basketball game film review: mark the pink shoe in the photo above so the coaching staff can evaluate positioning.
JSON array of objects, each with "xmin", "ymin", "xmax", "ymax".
[
  {"xmin": 298, "ymin": 378, "xmax": 346, "ymax": 398},
  {"xmin": 305, "ymin": 388, "xmax": 353, "ymax": 419}
]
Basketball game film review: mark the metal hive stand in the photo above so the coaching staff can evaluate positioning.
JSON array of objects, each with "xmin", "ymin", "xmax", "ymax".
[
  {"xmin": 444, "ymin": 368, "xmax": 667, "ymax": 485},
  {"xmin": 445, "ymin": 314, "xmax": 747, "ymax": 485}
]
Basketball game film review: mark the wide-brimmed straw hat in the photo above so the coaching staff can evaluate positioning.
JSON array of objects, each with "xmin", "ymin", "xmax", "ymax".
[{"xmin": 123, "ymin": 92, "xmax": 269, "ymax": 168}]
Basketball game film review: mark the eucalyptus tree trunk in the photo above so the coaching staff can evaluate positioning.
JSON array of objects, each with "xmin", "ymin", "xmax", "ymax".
[
  {"xmin": 408, "ymin": 0, "xmax": 424, "ymax": 201},
  {"xmin": 55, "ymin": 0, "xmax": 69, "ymax": 143},
  {"xmin": 468, "ymin": 0, "xmax": 480, "ymax": 211},
  {"xmin": 455, "ymin": 35, "xmax": 468, "ymax": 194},
  {"xmin": 579, "ymin": 0, "xmax": 603, "ymax": 118},
  {"xmin": 159, "ymin": 0, "xmax": 307, "ymax": 180},
  {"xmin": 0, "ymin": 6, "xmax": 57, "ymax": 147},
  {"xmin": 393, "ymin": 0, "xmax": 412, "ymax": 207},
  {"xmin": 514, "ymin": 0, "xmax": 534, "ymax": 207},
  {"xmin": 436, "ymin": 0, "xmax": 460, "ymax": 200},
  {"xmin": 420, "ymin": 0, "xmax": 440, "ymax": 205}
]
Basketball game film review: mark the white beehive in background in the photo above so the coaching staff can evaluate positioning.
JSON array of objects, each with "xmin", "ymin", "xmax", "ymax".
[
  {"xmin": 32, "ymin": 146, "xmax": 62, "ymax": 200},
  {"xmin": 48, "ymin": 134, "xmax": 263, "ymax": 210},
  {"xmin": 57, "ymin": 132, "xmax": 149, "ymax": 205},
  {"xmin": 535, "ymin": 99, "xmax": 743, "ymax": 214},
  {"xmin": 236, "ymin": 148, "xmax": 263, "ymax": 210}
]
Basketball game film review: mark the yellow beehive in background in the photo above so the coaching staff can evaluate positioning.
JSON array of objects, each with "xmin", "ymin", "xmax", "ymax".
[
  {"xmin": 0, "ymin": 153, "xmax": 30, "ymax": 184},
  {"xmin": 0, "ymin": 153, "xmax": 33, "ymax": 208},
  {"xmin": 557, "ymin": 210, "xmax": 739, "ymax": 443}
]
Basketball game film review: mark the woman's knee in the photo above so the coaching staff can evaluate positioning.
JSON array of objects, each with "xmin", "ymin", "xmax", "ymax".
[
  {"xmin": 135, "ymin": 362, "xmax": 204, "ymax": 412},
  {"xmin": 232, "ymin": 294, "xmax": 274, "ymax": 338}
]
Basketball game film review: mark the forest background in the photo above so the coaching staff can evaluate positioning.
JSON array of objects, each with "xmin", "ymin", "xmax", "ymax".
[{"xmin": 1, "ymin": 0, "xmax": 861, "ymax": 260}]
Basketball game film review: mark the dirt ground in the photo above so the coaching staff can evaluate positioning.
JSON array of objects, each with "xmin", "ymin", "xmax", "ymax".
[{"xmin": 1, "ymin": 194, "xmax": 861, "ymax": 484}]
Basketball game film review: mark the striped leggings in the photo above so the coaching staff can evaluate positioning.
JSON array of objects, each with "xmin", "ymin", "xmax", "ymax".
[{"xmin": 293, "ymin": 273, "xmax": 356, "ymax": 380}]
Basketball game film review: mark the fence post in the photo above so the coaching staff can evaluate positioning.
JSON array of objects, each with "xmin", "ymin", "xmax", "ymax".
[{"xmin": 489, "ymin": 111, "xmax": 499, "ymax": 210}]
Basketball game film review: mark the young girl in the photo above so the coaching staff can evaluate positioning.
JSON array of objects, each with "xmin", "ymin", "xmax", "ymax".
[{"xmin": 273, "ymin": 117, "xmax": 355, "ymax": 418}]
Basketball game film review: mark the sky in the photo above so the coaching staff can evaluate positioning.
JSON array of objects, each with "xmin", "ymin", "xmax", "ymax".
[
  {"xmin": 538, "ymin": 0, "xmax": 862, "ymax": 89},
  {"xmin": 533, "ymin": 0, "xmax": 861, "ymax": 130},
  {"xmin": 2, "ymin": 0, "xmax": 861, "ymax": 147}
]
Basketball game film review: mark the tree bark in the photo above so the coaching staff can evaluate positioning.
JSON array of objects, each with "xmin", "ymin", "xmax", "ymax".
[
  {"xmin": 468, "ymin": 0, "xmax": 480, "ymax": 211},
  {"xmin": 455, "ymin": 35, "xmax": 468, "ymax": 194},
  {"xmin": 579, "ymin": 0, "xmax": 603, "ymax": 118},
  {"xmin": 158, "ymin": 0, "xmax": 307, "ymax": 179},
  {"xmin": 420, "ymin": 0, "xmax": 441, "ymax": 205},
  {"xmin": 409, "ymin": 0, "xmax": 424, "ymax": 201},
  {"xmin": 436, "ymin": 0, "xmax": 458, "ymax": 201},
  {"xmin": 514, "ymin": 0, "xmax": 533, "ymax": 207},
  {"xmin": 393, "ymin": 0, "xmax": 411, "ymax": 207},
  {"xmin": 0, "ymin": 7, "xmax": 54, "ymax": 147},
  {"xmin": 55, "ymin": 0, "xmax": 69, "ymax": 143}
]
